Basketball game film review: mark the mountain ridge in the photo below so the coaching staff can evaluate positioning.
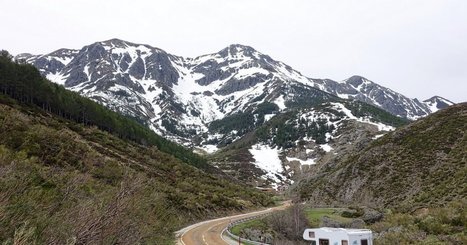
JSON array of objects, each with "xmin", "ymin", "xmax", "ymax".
[
  {"xmin": 17, "ymin": 39, "xmax": 456, "ymax": 123},
  {"xmin": 11, "ymin": 39, "xmax": 456, "ymax": 187},
  {"xmin": 15, "ymin": 39, "xmax": 454, "ymax": 133}
]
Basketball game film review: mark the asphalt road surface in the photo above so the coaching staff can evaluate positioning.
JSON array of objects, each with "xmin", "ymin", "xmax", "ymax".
[{"xmin": 175, "ymin": 201, "xmax": 290, "ymax": 245}]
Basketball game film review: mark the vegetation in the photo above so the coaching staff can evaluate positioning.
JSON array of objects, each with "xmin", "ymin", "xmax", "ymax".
[
  {"xmin": 208, "ymin": 102, "xmax": 279, "ymax": 136},
  {"xmin": 256, "ymin": 111, "xmax": 336, "ymax": 148},
  {"xmin": 0, "ymin": 53, "xmax": 275, "ymax": 244},
  {"xmin": 230, "ymin": 219, "xmax": 270, "ymax": 236},
  {"xmin": 229, "ymin": 204, "xmax": 310, "ymax": 245},
  {"xmin": 291, "ymin": 103, "xmax": 466, "ymax": 243},
  {"xmin": 209, "ymin": 111, "xmax": 255, "ymax": 135},
  {"xmin": 372, "ymin": 200, "xmax": 466, "ymax": 244},
  {"xmin": 0, "ymin": 51, "xmax": 209, "ymax": 170},
  {"xmin": 210, "ymin": 98, "xmax": 409, "ymax": 184},
  {"xmin": 296, "ymin": 102, "xmax": 466, "ymax": 209},
  {"xmin": 232, "ymin": 202, "xmax": 465, "ymax": 244},
  {"xmin": 304, "ymin": 208, "xmax": 352, "ymax": 227},
  {"xmin": 284, "ymin": 84, "xmax": 334, "ymax": 109},
  {"xmin": 343, "ymin": 100, "xmax": 409, "ymax": 127}
]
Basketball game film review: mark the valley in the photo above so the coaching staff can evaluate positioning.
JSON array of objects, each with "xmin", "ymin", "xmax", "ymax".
[{"xmin": 1, "ymin": 37, "xmax": 464, "ymax": 244}]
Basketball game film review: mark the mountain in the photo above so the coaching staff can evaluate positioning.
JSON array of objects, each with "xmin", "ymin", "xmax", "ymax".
[
  {"xmin": 0, "ymin": 54, "xmax": 273, "ymax": 244},
  {"xmin": 294, "ymin": 102, "xmax": 466, "ymax": 210},
  {"xmin": 310, "ymin": 76, "xmax": 455, "ymax": 119},
  {"xmin": 13, "ymin": 39, "xmax": 457, "ymax": 189},
  {"xmin": 16, "ymin": 39, "xmax": 454, "ymax": 145},
  {"xmin": 209, "ymin": 99, "xmax": 408, "ymax": 188},
  {"xmin": 424, "ymin": 95, "xmax": 455, "ymax": 113}
]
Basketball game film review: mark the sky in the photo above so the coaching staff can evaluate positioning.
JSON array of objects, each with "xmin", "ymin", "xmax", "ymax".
[{"xmin": 1, "ymin": 0, "xmax": 466, "ymax": 102}]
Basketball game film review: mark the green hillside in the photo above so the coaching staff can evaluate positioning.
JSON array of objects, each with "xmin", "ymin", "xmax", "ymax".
[
  {"xmin": 0, "ymin": 53, "xmax": 274, "ymax": 244},
  {"xmin": 296, "ymin": 103, "xmax": 467, "ymax": 210},
  {"xmin": 0, "ymin": 52, "xmax": 210, "ymax": 171}
]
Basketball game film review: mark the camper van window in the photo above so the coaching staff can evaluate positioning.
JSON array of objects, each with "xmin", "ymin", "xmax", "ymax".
[
  {"xmin": 361, "ymin": 239, "xmax": 368, "ymax": 245},
  {"xmin": 341, "ymin": 240, "xmax": 348, "ymax": 245},
  {"xmin": 311, "ymin": 241, "xmax": 316, "ymax": 245},
  {"xmin": 319, "ymin": 239, "xmax": 330, "ymax": 245},
  {"xmin": 309, "ymin": 231, "xmax": 315, "ymax": 238}
]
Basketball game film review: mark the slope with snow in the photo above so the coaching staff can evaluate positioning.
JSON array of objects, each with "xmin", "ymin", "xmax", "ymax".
[{"xmin": 236, "ymin": 101, "xmax": 399, "ymax": 187}]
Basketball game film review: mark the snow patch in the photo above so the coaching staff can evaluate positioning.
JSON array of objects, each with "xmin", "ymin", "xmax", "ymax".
[
  {"xmin": 330, "ymin": 102, "xmax": 395, "ymax": 131},
  {"xmin": 198, "ymin": 144, "xmax": 218, "ymax": 154},
  {"xmin": 249, "ymin": 144, "xmax": 285, "ymax": 184},
  {"xmin": 46, "ymin": 73, "xmax": 68, "ymax": 85},
  {"xmin": 264, "ymin": 114, "xmax": 276, "ymax": 122},
  {"xmin": 319, "ymin": 144, "xmax": 333, "ymax": 152},
  {"xmin": 373, "ymin": 134, "xmax": 385, "ymax": 139},
  {"xmin": 286, "ymin": 156, "xmax": 316, "ymax": 165},
  {"xmin": 274, "ymin": 95, "xmax": 287, "ymax": 110}
]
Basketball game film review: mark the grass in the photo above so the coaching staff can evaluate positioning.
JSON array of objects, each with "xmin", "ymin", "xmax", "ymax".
[
  {"xmin": 230, "ymin": 219, "xmax": 269, "ymax": 236},
  {"xmin": 304, "ymin": 208, "xmax": 352, "ymax": 227}
]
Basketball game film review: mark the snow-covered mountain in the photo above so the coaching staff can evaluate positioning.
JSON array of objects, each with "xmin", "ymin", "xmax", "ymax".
[
  {"xmin": 16, "ymin": 39, "xmax": 331, "ymax": 142},
  {"xmin": 423, "ymin": 96, "xmax": 455, "ymax": 113},
  {"xmin": 15, "ymin": 38, "xmax": 456, "ymax": 188},
  {"xmin": 310, "ymin": 76, "xmax": 442, "ymax": 120},
  {"xmin": 16, "ymin": 39, "xmax": 453, "ymax": 135}
]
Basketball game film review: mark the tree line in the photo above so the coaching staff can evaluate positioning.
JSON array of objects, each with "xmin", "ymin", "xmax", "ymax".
[{"xmin": 0, "ymin": 50, "xmax": 210, "ymax": 170}]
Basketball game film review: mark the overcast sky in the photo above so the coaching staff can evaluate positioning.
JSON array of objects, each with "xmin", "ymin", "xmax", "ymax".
[{"xmin": 1, "ymin": 0, "xmax": 466, "ymax": 102}]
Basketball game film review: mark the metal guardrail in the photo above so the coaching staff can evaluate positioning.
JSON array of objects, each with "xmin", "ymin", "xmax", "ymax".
[{"xmin": 222, "ymin": 213, "xmax": 272, "ymax": 245}]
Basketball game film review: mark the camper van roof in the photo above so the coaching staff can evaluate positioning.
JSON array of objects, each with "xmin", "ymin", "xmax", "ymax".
[{"xmin": 318, "ymin": 227, "xmax": 372, "ymax": 235}]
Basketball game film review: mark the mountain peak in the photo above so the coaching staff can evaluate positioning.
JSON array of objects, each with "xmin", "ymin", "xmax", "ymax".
[
  {"xmin": 227, "ymin": 43, "xmax": 256, "ymax": 50},
  {"xmin": 346, "ymin": 75, "xmax": 367, "ymax": 82},
  {"xmin": 100, "ymin": 38, "xmax": 130, "ymax": 45},
  {"xmin": 96, "ymin": 38, "xmax": 157, "ymax": 51},
  {"xmin": 218, "ymin": 44, "xmax": 259, "ymax": 58},
  {"xmin": 424, "ymin": 96, "xmax": 454, "ymax": 104},
  {"xmin": 423, "ymin": 96, "xmax": 455, "ymax": 112},
  {"xmin": 343, "ymin": 75, "xmax": 370, "ymax": 87}
]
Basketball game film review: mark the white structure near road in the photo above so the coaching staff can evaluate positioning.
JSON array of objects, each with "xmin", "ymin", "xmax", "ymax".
[{"xmin": 303, "ymin": 227, "xmax": 373, "ymax": 245}]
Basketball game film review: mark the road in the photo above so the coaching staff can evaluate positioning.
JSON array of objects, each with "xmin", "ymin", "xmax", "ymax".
[{"xmin": 175, "ymin": 201, "xmax": 290, "ymax": 245}]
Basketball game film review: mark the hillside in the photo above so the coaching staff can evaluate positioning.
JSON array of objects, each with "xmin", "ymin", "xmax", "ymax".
[
  {"xmin": 1, "ymin": 51, "xmax": 210, "ymax": 171},
  {"xmin": 209, "ymin": 99, "xmax": 409, "ymax": 187},
  {"xmin": 295, "ymin": 103, "xmax": 467, "ymax": 210},
  {"xmin": 0, "ymin": 54, "xmax": 273, "ymax": 244}
]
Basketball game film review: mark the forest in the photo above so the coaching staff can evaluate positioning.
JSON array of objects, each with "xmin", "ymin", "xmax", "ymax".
[{"xmin": 0, "ymin": 51, "xmax": 210, "ymax": 170}]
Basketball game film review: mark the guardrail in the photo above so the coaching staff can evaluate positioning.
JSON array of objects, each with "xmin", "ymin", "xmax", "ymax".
[{"xmin": 222, "ymin": 213, "xmax": 272, "ymax": 245}]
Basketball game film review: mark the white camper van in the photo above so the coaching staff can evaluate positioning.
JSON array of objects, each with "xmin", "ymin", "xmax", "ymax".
[{"xmin": 303, "ymin": 227, "xmax": 373, "ymax": 245}]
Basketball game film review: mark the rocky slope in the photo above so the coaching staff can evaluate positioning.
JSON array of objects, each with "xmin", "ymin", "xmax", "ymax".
[
  {"xmin": 294, "ymin": 103, "xmax": 467, "ymax": 209},
  {"xmin": 210, "ymin": 100, "xmax": 408, "ymax": 188},
  {"xmin": 310, "ymin": 76, "xmax": 455, "ymax": 119}
]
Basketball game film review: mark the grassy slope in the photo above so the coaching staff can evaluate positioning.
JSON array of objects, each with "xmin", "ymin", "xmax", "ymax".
[
  {"xmin": 0, "ymin": 96, "xmax": 274, "ymax": 244},
  {"xmin": 304, "ymin": 208, "xmax": 352, "ymax": 227},
  {"xmin": 296, "ymin": 103, "xmax": 467, "ymax": 210}
]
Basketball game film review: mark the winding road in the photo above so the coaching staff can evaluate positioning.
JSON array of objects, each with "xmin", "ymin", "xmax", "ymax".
[{"xmin": 175, "ymin": 201, "xmax": 290, "ymax": 245}]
